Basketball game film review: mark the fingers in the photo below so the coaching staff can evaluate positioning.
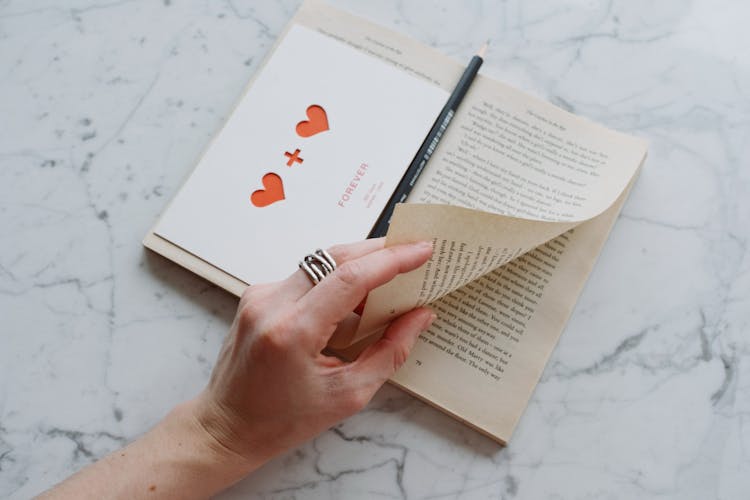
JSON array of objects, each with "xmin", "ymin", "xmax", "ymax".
[
  {"xmin": 298, "ymin": 241, "xmax": 433, "ymax": 329},
  {"xmin": 283, "ymin": 238, "xmax": 386, "ymax": 300},
  {"xmin": 353, "ymin": 307, "xmax": 435, "ymax": 386}
]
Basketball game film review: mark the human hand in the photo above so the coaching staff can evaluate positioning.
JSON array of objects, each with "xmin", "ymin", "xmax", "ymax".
[
  {"xmin": 39, "ymin": 239, "xmax": 433, "ymax": 499},
  {"xmin": 190, "ymin": 238, "xmax": 435, "ymax": 473}
]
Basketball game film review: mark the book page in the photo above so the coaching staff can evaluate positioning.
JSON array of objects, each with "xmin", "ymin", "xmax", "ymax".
[
  {"xmin": 295, "ymin": 0, "xmax": 464, "ymax": 93},
  {"xmin": 409, "ymin": 76, "xmax": 647, "ymax": 221}
]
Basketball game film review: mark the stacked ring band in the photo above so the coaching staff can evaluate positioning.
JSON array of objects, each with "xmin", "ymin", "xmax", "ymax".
[{"xmin": 299, "ymin": 249, "xmax": 337, "ymax": 285}]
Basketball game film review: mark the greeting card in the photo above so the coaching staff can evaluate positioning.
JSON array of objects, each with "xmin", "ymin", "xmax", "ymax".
[{"xmin": 153, "ymin": 25, "xmax": 447, "ymax": 284}]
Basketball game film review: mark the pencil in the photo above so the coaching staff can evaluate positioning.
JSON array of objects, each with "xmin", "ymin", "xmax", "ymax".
[{"xmin": 367, "ymin": 41, "xmax": 489, "ymax": 238}]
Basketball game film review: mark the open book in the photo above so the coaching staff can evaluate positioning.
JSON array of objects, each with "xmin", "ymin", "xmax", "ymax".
[{"xmin": 144, "ymin": 0, "xmax": 647, "ymax": 444}]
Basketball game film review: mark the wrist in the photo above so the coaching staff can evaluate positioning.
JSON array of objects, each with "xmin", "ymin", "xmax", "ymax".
[
  {"xmin": 183, "ymin": 392, "xmax": 277, "ymax": 476},
  {"xmin": 143, "ymin": 398, "xmax": 260, "ymax": 496}
]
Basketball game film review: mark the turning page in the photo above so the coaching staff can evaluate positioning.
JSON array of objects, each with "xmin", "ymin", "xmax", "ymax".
[{"xmin": 356, "ymin": 76, "xmax": 646, "ymax": 338}]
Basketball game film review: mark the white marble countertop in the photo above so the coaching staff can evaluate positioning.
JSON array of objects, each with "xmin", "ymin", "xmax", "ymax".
[{"xmin": 2, "ymin": 1, "xmax": 748, "ymax": 498}]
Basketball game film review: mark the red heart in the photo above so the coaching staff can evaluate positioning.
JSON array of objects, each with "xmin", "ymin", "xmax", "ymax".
[
  {"xmin": 251, "ymin": 173, "xmax": 285, "ymax": 207},
  {"xmin": 296, "ymin": 104, "xmax": 329, "ymax": 138}
]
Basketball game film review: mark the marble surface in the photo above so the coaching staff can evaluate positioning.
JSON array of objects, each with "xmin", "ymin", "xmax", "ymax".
[{"xmin": 1, "ymin": 0, "xmax": 749, "ymax": 498}]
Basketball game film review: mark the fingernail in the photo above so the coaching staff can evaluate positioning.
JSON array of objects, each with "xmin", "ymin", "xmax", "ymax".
[
  {"xmin": 414, "ymin": 240, "xmax": 433, "ymax": 250},
  {"xmin": 422, "ymin": 311, "xmax": 437, "ymax": 330}
]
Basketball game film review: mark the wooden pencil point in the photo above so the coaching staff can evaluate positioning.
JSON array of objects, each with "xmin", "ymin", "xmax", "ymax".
[{"xmin": 477, "ymin": 40, "xmax": 490, "ymax": 58}]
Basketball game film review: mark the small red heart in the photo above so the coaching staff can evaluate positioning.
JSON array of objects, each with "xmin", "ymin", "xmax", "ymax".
[
  {"xmin": 251, "ymin": 173, "xmax": 285, "ymax": 207},
  {"xmin": 296, "ymin": 104, "xmax": 329, "ymax": 138}
]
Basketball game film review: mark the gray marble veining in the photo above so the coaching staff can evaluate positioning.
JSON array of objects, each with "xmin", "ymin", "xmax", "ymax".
[{"xmin": 1, "ymin": 0, "xmax": 748, "ymax": 498}]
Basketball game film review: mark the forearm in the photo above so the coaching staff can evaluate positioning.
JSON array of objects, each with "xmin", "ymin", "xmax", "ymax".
[{"xmin": 39, "ymin": 400, "xmax": 256, "ymax": 499}]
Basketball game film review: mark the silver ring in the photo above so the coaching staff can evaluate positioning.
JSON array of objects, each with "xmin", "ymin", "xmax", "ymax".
[
  {"xmin": 305, "ymin": 253, "xmax": 332, "ymax": 275},
  {"xmin": 299, "ymin": 249, "xmax": 337, "ymax": 286}
]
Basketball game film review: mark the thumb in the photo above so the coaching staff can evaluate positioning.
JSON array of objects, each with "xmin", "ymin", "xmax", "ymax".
[{"xmin": 354, "ymin": 307, "xmax": 436, "ymax": 385}]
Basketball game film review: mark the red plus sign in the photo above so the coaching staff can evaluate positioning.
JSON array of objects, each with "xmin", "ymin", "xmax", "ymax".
[{"xmin": 284, "ymin": 149, "xmax": 304, "ymax": 167}]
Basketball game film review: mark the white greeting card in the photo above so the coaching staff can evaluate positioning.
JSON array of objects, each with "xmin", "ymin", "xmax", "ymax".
[{"xmin": 153, "ymin": 25, "xmax": 447, "ymax": 284}]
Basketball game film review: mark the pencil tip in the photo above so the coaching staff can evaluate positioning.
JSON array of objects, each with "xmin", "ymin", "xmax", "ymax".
[{"xmin": 477, "ymin": 40, "xmax": 490, "ymax": 58}]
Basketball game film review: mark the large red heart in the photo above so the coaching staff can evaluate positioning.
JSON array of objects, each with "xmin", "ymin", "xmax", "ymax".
[
  {"xmin": 251, "ymin": 173, "xmax": 285, "ymax": 207},
  {"xmin": 296, "ymin": 104, "xmax": 329, "ymax": 138}
]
